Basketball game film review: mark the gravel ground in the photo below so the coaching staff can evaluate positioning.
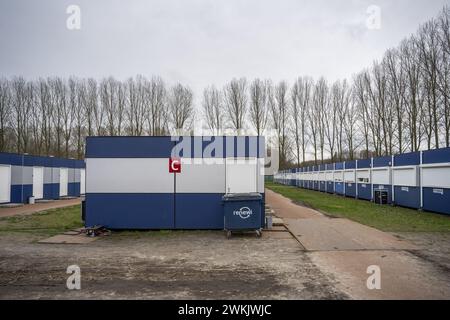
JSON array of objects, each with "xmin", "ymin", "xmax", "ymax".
[{"xmin": 0, "ymin": 231, "xmax": 347, "ymax": 299}]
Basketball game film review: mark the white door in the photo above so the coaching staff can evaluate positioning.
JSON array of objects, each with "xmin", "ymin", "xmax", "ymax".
[
  {"xmin": 80, "ymin": 169, "xmax": 85, "ymax": 194},
  {"xmin": 32, "ymin": 167, "xmax": 44, "ymax": 199},
  {"xmin": 59, "ymin": 168, "xmax": 68, "ymax": 197},
  {"xmin": 226, "ymin": 157, "xmax": 257, "ymax": 194},
  {"xmin": 0, "ymin": 165, "xmax": 11, "ymax": 203}
]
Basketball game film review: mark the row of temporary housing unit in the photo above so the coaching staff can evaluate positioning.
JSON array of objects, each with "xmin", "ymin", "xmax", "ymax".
[
  {"xmin": 274, "ymin": 147, "xmax": 450, "ymax": 215},
  {"xmin": 84, "ymin": 136, "xmax": 265, "ymax": 229},
  {"xmin": 0, "ymin": 152, "xmax": 85, "ymax": 204}
]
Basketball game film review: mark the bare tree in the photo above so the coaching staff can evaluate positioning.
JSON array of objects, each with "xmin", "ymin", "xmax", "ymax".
[
  {"xmin": 168, "ymin": 83, "xmax": 194, "ymax": 133},
  {"xmin": 202, "ymin": 85, "xmax": 225, "ymax": 135},
  {"xmin": 270, "ymin": 81, "xmax": 291, "ymax": 166},
  {"xmin": 224, "ymin": 78, "xmax": 247, "ymax": 131},
  {"xmin": 249, "ymin": 79, "xmax": 269, "ymax": 135},
  {"xmin": 0, "ymin": 79, "xmax": 11, "ymax": 152},
  {"xmin": 291, "ymin": 77, "xmax": 312, "ymax": 166}
]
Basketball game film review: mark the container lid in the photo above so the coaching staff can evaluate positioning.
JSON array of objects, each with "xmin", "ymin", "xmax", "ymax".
[{"xmin": 222, "ymin": 193, "xmax": 262, "ymax": 201}]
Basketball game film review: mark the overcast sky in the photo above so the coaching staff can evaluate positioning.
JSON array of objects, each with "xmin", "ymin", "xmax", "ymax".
[{"xmin": 0, "ymin": 0, "xmax": 448, "ymax": 101}]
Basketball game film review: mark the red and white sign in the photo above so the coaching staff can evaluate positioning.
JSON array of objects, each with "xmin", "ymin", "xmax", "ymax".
[{"xmin": 169, "ymin": 157, "xmax": 181, "ymax": 173}]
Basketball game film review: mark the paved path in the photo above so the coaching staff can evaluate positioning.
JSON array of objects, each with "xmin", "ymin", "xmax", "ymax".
[
  {"xmin": 265, "ymin": 188, "xmax": 450, "ymax": 299},
  {"xmin": 0, "ymin": 198, "xmax": 81, "ymax": 218}
]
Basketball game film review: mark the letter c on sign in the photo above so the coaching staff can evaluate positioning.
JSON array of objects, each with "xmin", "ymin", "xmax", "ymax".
[{"xmin": 169, "ymin": 158, "xmax": 181, "ymax": 173}]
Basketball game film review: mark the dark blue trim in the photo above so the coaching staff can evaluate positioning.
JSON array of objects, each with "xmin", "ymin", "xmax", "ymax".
[
  {"xmin": 357, "ymin": 159, "xmax": 371, "ymax": 169},
  {"xmin": 68, "ymin": 182, "xmax": 81, "ymax": 197},
  {"xmin": 373, "ymin": 156, "xmax": 392, "ymax": 167},
  {"xmin": 394, "ymin": 152, "xmax": 420, "ymax": 166},
  {"xmin": 175, "ymin": 193, "xmax": 224, "ymax": 229},
  {"xmin": 335, "ymin": 162, "xmax": 344, "ymax": 170},
  {"xmin": 345, "ymin": 161, "xmax": 356, "ymax": 169},
  {"xmin": 422, "ymin": 148, "xmax": 450, "ymax": 164},
  {"xmin": 326, "ymin": 181, "xmax": 334, "ymax": 193}
]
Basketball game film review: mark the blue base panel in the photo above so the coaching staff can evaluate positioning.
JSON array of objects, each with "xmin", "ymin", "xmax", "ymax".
[
  {"xmin": 44, "ymin": 183, "xmax": 60, "ymax": 200},
  {"xmin": 345, "ymin": 183, "xmax": 356, "ymax": 198},
  {"xmin": 85, "ymin": 193, "xmax": 175, "ymax": 229},
  {"xmin": 357, "ymin": 184, "xmax": 372, "ymax": 200},
  {"xmin": 326, "ymin": 182, "xmax": 334, "ymax": 193},
  {"xmin": 68, "ymin": 182, "xmax": 81, "ymax": 197},
  {"xmin": 394, "ymin": 186, "xmax": 420, "ymax": 209},
  {"xmin": 175, "ymin": 193, "xmax": 225, "ymax": 229},
  {"xmin": 422, "ymin": 187, "xmax": 450, "ymax": 215},
  {"xmin": 335, "ymin": 182, "xmax": 344, "ymax": 195},
  {"xmin": 10, "ymin": 184, "xmax": 33, "ymax": 203}
]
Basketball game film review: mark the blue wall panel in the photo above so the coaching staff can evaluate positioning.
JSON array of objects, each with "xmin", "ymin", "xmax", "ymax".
[
  {"xmin": 43, "ymin": 183, "xmax": 60, "ymax": 200},
  {"xmin": 326, "ymin": 181, "xmax": 334, "ymax": 193},
  {"xmin": 422, "ymin": 188, "xmax": 450, "ymax": 215},
  {"xmin": 373, "ymin": 156, "xmax": 392, "ymax": 168},
  {"xmin": 68, "ymin": 182, "xmax": 81, "ymax": 197},
  {"xmin": 345, "ymin": 183, "xmax": 356, "ymax": 198},
  {"xmin": 394, "ymin": 152, "xmax": 420, "ymax": 166},
  {"xmin": 335, "ymin": 182, "xmax": 344, "ymax": 195},
  {"xmin": 394, "ymin": 186, "xmax": 420, "ymax": 209},
  {"xmin": 357, "ymin": 184, "xmax": 372, "ymax": 200},
  {"xmin": 175, "ymin": 193, "xmax": 225, "ymax": 229},
  {"xmin": 357, "ymin": 159, "xmax": 371, "ymax": 169},
  {"xmin": 85, "ymin": 193, "xmax": 175, "ymax": 229},
  {"xmin": 422, "ymin": 148, "xmax": 450, "ymax": 164},
  {"xmin": 10, "ymin": 184, "xmax": 33, "ymax": 203}
]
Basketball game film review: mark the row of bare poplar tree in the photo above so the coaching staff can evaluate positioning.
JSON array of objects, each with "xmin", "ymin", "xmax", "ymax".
[{"xmin": 0, "ymin": 7, "xmax": 449, "ymax": 168}]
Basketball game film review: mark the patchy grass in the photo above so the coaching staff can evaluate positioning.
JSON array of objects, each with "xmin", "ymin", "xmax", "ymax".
[
  {"xmin": 266, "ymin": 182, "xmax": 450, "ymax": 232},
  {"xmin": 0, "ymin": 205, "xmax": 82, "ymax": 236}
]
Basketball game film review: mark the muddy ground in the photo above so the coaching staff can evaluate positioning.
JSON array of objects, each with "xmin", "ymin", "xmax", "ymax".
[{"xmin": 0, "ymin": 230, "xmax": 348, "ymax": 299}]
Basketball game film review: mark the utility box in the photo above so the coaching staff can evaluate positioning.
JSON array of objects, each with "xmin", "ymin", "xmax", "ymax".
[
  {"xmin": 222, "ymin": 193, "xmax": 262, "ymax": 238},
  {"xmin": 374, "ymin": 190, "xmax": 388, "ymax": 205}
]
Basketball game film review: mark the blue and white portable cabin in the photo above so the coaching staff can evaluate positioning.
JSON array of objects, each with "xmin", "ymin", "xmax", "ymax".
[
  {"xmin": 372, "ymin": 155, "xmax": 393, "ymax": 204},
  {"xmin": 344, "ymin": 160, "xmax": 357, "ymax": 198},
  {"xmin": 306, "ymin": 166, "xmax": 313, "ymax": 189},
  {"xmin": 325, "ymin": 163, "xmax": 334, "ymax": 193},
  {"xmin": 421, "ymin": 147, "xmax": 450, "ymax": 215},
  {"xmin": 334, "ymin": 162, "xmax": 345, "ymax": 195},
  {"xmin": 314, "ymin": 166, "xmax": 320, "ymax": 191},
  {"xmin": 356, "ymin": 158, "xmax": 372, "ymax": 200},
  {"xmin": 318, "ymin": 164, "xmax": 326, "ymax": 191},
  {"xmin": 290, "ymin": 168, "xmax": 297, "ymax": 187},
  {"xmin": 84, "ymin": 136, "xmax": 266, "ymax": 229},
  {"xmin": 299, "ymin": 167, "xmax": 305, "ymax": 188},
  {"xmin": 392, "ymin": 151, "xmax": 420, "ymax": 209},
  {"xmin": 0, "ymin": 152, "xmax": 84, "ymax": 204},
  {"xmin": 295, "ymin": 168, "xmax": 300, "ymax": 187}
]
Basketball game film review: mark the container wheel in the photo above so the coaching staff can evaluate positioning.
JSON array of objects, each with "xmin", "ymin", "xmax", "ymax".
[
  {"xmin": 256, "ymin": 230, "xmax": 262, "ymax": 238},
  {"xmin": 226, "ymin": 230, "xmax": 232, "ymax": 239}
]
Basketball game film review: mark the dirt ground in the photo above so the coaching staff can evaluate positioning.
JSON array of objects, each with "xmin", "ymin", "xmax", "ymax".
[
  {"xmin": 0, "ymin": 190, "xmax": 449, "ymax": 300},
  {"xmin": 0, "ymin": 231, "xmax": 347, "ymax": 299}
]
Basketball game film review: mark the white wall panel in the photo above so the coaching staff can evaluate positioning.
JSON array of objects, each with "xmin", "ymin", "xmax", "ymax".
[
  {"xmin": 325, "ymin": 171, "xmax": 333, "ymax": 181},
  {"xmin": 226, "ymin": 158, "xmax": 257, "ymax": 193},
  {"xmin": 356, "ymin": 169, "xmax": 370, "ymax": 183},
  {"xmin": 344, "ymin": 170, "xmax": 355, "ymax": 183},
  {"xmin": 422, "ymin": 165, "xmax": 450, "ymax": 188},
  {"xmin": 0, "ymin": 165, "xmax": 11, "ymax": 203},
  {"xmin": 393, "ymin": 167, "xmax": 419, "ymax": 187},
  {"xmin": 32, "ymin": 167, "xmax": 44, "ymax": 199},
  {"xmin": 59, "ymin": 168, "xmax": 68, "ymax": 196},
  {"xmin": 86, "ymin": 158, "xmax": 174, "ymax": 193},
  {"xmin": 372, "ymin": 168, "xmax": 391, "ymax": 185},
  {"xmin": 80, "ymin": 169, "xmax": 85, "ymax": 194},
  {"xmin": 334, "ymin": 170, "xmax": 343, "ymax": 181},
  {"xmin": 177, "ymin": 158, "xmax": 225, "ymax": 193}
]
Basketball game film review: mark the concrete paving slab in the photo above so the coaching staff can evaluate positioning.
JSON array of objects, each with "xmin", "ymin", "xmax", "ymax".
[
  {"xmin": 284, "ymin": 218, "xmax": 417, "ymax": 251},
  {"xmin": 309, "ymin": 250, "xmax": 450, "ymax": 299},
  {"xmin": 38, "ymin": 234, "xmax": 98, "ymax": 244},
  {"xmin": 265, "ymin": 189, "xmax": 322, "ymax": 219}
]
